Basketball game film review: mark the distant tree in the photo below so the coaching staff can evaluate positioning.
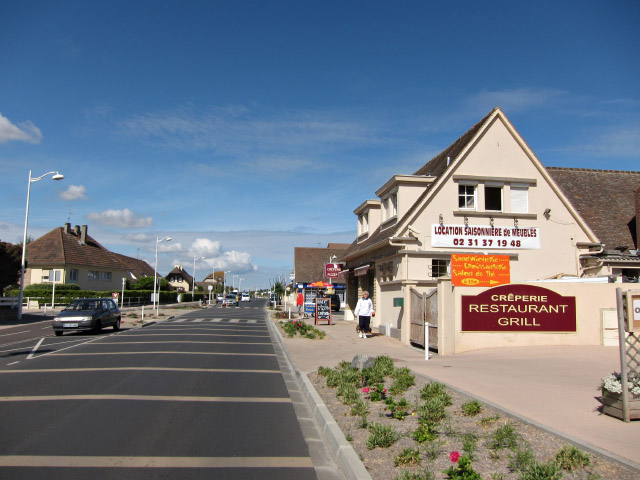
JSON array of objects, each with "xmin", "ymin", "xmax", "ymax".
[
  {"xmin": 131, "ymin": 276, "xmax": 169, "ymax": 290},
  {"xmin": 0, "ymin": 241, "xmax": 22, "ymax": 294},
  {"xmin": 273, "ymin": 280, "xmax": 285, "ymax": 298}
]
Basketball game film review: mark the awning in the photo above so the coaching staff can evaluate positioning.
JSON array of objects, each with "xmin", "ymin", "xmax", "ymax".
[
  {"xmin": 354, "ymin": 264, "xmax": 370, "ymax": 277},
  {"xmin": 337, "ymin": 269, "xmax": 350, "ymax": 278}
]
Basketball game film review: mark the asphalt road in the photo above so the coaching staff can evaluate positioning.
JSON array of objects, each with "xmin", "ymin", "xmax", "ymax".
[{"xmin": 0, "ymin": 299, "xmax": 318, "ymax": 479}]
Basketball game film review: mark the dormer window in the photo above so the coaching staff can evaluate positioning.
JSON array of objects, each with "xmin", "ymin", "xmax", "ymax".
[{"xmin": 359, "ymin": 212, "xmax": 369, "ymax": 235}]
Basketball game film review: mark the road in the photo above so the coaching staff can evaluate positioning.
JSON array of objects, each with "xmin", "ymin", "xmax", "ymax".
[{"xmin": 0, "ymin": 299, "xmax": 319, "ymax": 479}]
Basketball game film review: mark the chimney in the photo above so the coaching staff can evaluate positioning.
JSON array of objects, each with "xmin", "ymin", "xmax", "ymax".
[
  {"xmin": 74, "ymin": 225, "xmax": 81, "ymax": 236},
  {"xmin": 81, "ymin": 225, "xmax": 88, "ymax": 244},
  {"xmin": 64, "ymin": 223, "xmax": 71, "ymax": 234}
]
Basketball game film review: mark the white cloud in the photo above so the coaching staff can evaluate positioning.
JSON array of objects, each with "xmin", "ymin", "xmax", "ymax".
[
  {"xmin": 0, "ymin": 112, "xmax": 43, "ymax": 144},
  {"xmin": 124, "ymin": 232, "xmax": 152, "ymax": 243},
  {"xmin": 157, "ymin": 242, "xmax": 183, "ymax": 253},
  {"xmin": 189, "ymin": 238, "xmax": 222, "ymax": 257},
  {"xmin": 60, "ymin": 185, "xmax": 88, "ymax": 201},
  {"xmin": 86, "ymin": 208, "xmax": 153, "ymax": 228}
]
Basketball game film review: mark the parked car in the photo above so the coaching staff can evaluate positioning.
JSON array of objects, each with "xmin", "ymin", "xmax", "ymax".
[
  {"xmin": 241, "ymin": 292, "xmax": 250, "ymax": 302},
  {"xmin": 223, "ymin": 293, "xmax": 239, "ymax": 307},
  {"xmin": 53, "ymin": 298, "xmax": 121, "ymax": 336},
  {"xmin": 216, "ymin": 294, "xmax": 224, "ymax": 303}
]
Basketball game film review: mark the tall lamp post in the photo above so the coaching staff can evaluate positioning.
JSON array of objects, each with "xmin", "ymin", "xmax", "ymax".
[
  {"xmin": 154, "ymin": 236, "xmax": 172, "ymax": 315},
  {"xmin": 18, "ymin": 170, "xmax": 64, "ymax": 320},
  {"xmin": 193, "ymin": 256, "xmax": 205, "ymax": 297},
  {"xmin": 222, "ymin": 270, "xmax": 231, "ymax": 293}
]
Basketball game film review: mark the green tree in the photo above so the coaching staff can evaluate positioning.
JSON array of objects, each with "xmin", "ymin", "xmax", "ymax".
[
  {"xmin": 0, "ymin": 241, "xmax": 22, "ymax": 294},
  {"xmin": 131, "ymin": 276, "xmax": 170, "ymax": 290}
]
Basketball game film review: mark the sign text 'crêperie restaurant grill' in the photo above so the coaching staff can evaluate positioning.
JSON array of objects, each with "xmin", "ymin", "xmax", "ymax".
[{"xmin": 461, "ymin": 284, "xmax": 576, "ymax": 332}]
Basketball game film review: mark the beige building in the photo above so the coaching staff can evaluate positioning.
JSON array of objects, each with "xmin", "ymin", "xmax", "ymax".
[
  {"xmin": 341, "ymin": 107, "xmax": 640, "ymax": 353},
  {"xmin": 166, "ymin": 265, "xmax": 194, "ymax": 292},
  {"xmin": 25, "ymin": 223, "xmax": 154, "ymax": 291}
]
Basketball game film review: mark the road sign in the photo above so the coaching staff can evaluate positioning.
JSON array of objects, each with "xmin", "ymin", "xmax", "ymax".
[{"xmin": 451, "ymin": 254, "xmax": 510, "ymax": 287}]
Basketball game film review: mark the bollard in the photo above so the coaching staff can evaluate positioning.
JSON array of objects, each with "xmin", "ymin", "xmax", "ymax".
[{"xmin": 142, "ymin": 305, "xmax": 145, "ymax": 323}]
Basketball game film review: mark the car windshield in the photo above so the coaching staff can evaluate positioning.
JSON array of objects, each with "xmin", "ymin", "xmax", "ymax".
[
  {"xmin": 64, "ymin": 300, "xmax": 102, "ymax": 311},
  {"xmin": 225, "ymin": 294, "xmax": 235, "ymax": 298}
]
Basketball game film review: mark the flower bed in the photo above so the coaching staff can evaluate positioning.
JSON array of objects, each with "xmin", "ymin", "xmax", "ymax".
[
  {"xmin": 599, "ymin": 372, "xmax": 640, "ymax": 421},
  {"xmin": 312, "ymin": 356, "xmax": 639, "ymax": 479}
]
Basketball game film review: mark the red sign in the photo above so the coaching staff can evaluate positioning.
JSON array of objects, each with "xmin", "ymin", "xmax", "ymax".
[
  {"xmin": 325, "ymin": 263, "xmax": 342, "ymax": 278},
  {"xmin": 452, "ymin": 254, "xmax": 510, "ymax": 287},
  {"xmin": 461, "ymin": 284, "xmax": 576, "ymax": 332}
]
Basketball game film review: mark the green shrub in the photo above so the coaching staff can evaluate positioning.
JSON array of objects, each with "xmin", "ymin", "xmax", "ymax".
[
  {"xmin": 461, "ymin": 433, "xmax": 479, "ymax": 460},
  {"xmin": 280, "ymin": 319, "xmax": 326, "ymax": 339},
  {"xmin": 420, "ymin": 382, "xmax": 452, "ymax": 405},
  {"xmin": 518, "ymin": 459, "xmax": 563, "ymax": 480},
  {"xmin": 394, "ymin": 447, "xmax": 421, "ymax": 467},
  {"xmin": 317, "ymin": 366, "xmax": 332, "ymax": 377},
  {"xmin": 417, "ymin": 396, "xmax": 448, "ymax": 426},
  {"xmin": 373, "ymin": 355, "xmax": 395, "ymax": 375},
  {"xmin": 442, "ymin": 454, "xmax": 482, "ymax": 480},
  {"xmin": 413, "ymin": 423, "xmax": 438, "ymax": 443},
  {"xmin": 487, "ymin": 423, "xmax": 521, "ymax": 451},
  {"xmin": 350, "ymin": 399, "xmax": 370, "ymax": 417},
  {"xmin": 508, "ymin": 447, "xmax": 535, "ymax": 472},
  {"xmin": 366, "ymin": 423, "xmax": 399, "ymax": 449},
  {"xmin": 389, "ymin": 368, "xmax": 415, "ymax": 395},
  {"xmin": 555, "ymin": 445, "xmax": 590, "ymax": 471},
  {"xmin": 461, "ymin": 400, "xmax": 483, "ymax": 416},
  {"xmin": 384, "ymin": 396, "xmax": 410, "ymax": 420}
]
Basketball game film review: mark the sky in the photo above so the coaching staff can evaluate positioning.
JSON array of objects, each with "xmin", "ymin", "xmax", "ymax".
[{"xmin": 1, "ymin": 0, "xmax": 639, "ymax": 289}]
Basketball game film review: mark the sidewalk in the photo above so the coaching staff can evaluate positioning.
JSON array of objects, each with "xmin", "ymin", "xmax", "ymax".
[{"xmin": 276, "ymin": 310, "xmax": 640, "ymax": 472}]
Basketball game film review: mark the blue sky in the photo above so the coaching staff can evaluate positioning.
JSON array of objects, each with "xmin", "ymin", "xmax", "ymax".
[{"xmin": 1, "ymin": 0, "xmax": 639, "ymax": 289}]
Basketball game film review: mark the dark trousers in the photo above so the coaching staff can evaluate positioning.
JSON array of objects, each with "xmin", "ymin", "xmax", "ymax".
[{"xmin": 358, "ymin": 315, "xmax": 371, "ymax": 333}]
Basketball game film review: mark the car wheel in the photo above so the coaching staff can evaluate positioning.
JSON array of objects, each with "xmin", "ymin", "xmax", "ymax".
[
  {"xmin": 113, "ymin": 317, "xmax": 121, "ymax": 331},
  {"xmin": 54, "ymin": 330, "xmax": 63, "ymax": 336},
  {"xmin": 93, "ymin": 319, "xmax": 102, "ymax": 333}
]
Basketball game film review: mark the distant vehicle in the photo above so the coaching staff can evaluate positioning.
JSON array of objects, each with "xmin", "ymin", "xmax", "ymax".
[
  {"xmin": 241, "ymin": 293, "xmax": 250, "ymax": 302},
  {"xmin": 223, "ymin": 293, "xmax": 239, "ymax": 307},
  {"xmin": 329, "ymin": 293, "xmax": 341, "ymax": 312},
  {"xmin": 53, "ymin": 298, "xmax": 121, "ymax": 336},
  {"xmin": 269, "ymin": 293, "xmax": 280, "ymax": 306},
  {"xmin": 216, "ymin": 294, "xmax": 224, "ymax": 303}
]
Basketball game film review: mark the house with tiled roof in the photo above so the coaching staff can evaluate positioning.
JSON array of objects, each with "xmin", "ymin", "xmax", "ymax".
[
  {"xmin": 25, "ymin": 223, "xmax": 145, "ymax": 291},
  {"xmin": 293, "ymin": 243, "xmax": 351, "ymax": 307},
  {"xmin": 341, "ymin": 107, "xmax": 640, "ymax": 348},
  {"xmin": 24, "ymin": 223, "xmax": 154, "ymax": 290},
  {"xmin": 166, "ymin": 265, "xmax": 194, "ymax": 292}
]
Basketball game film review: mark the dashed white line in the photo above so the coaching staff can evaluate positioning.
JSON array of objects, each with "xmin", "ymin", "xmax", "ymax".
[{"xmin": 26, "ymin": 338, "xmax": 44, "ymax": 359}]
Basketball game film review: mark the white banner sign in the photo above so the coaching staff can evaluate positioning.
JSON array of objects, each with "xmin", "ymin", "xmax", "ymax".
[{"xmin": 431, "ymin": 224, "xmax": 540, "ymax": 249}]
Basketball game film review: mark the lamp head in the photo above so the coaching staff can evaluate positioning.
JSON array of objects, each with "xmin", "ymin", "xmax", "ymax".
[{"xmin": 52, "ymin": 172, "xmax": 64, "ymax": 181}]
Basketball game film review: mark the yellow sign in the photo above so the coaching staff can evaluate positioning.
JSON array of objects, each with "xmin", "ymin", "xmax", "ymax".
[{"xmin": 452, "ymin": 254, "xmax": 510, "ymax": 287}]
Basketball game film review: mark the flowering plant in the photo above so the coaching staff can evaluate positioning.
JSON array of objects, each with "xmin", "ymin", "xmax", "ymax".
[{"xmin": 600, "ymin": 372, "xmax": 640, "ymax": 397}]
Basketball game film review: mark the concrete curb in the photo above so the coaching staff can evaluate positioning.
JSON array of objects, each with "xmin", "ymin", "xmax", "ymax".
[{"xmin": 268, "ymin": 312, "xmax": 372, "ymax": 480}]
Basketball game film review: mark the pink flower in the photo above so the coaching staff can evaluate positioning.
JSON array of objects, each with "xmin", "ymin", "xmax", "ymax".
[
  {"xmin": 382, "ymin": 388, "xmax": 387, "ymax": 394},
  {"xmin": 450, "ymin": 451, "xmax": 461, "ymax": 463},
  {"xmin": 362, "ymin": 387, "xmax": 370, "ymax": 393}
]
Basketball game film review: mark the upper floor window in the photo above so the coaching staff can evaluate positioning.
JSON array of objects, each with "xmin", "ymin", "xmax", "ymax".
[
  {"xmin": 458, "ymin": 184, "xmax": 476, "ymax": 210},
  {"xmin": 69, "ymin": 269, "xmax": 78, "ymax": 282},
  {"xmin": 101, "ymin": 272, "xmax": 112, "ymax": 281},
  {"xmin": 390, "ymin": 193, "xmax": 397, "ymax": 217},
  {"xmin": 359, "ymin": 212, "xmax": 369, "ymax": 234},
  {"xmin": 88, "ymin": 271, "xmax": 99, "ymax": 280},
  {"xmin": 510, "ymin": 185, "xmax": 529, "ymax": 213},
  {"xmin": 484, "ymin": 184, "xmax": 503, "ymax": 212}
]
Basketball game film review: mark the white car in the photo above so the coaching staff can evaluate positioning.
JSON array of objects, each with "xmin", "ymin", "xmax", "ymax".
[{"xmin": 241, "ymin": 293, "xmax": 250, "ymax": 302}]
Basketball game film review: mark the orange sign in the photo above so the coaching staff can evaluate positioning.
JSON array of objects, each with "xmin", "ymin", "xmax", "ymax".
[{"xmin": 451, "ymin": 254, "xmax": 510, "ymax": 287}]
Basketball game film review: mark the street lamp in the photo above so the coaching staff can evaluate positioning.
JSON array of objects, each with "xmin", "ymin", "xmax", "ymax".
[
  {"xmin": 153, "ymin": 236, "xmax": 172, "ymax": 315},
  {"xmin": 18, "ymin": 170, "xmax": 64, "ymax": 320},
  {"xmin": 193, "ymin": 256, "xmax": 205, "ymax": 296}
]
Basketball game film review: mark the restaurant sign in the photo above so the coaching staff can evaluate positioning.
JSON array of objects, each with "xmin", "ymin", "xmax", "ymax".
[
  {"xmin": 325, "ymin": 263, "xmax": 343, "ymax": 278},
  {"xmin": 461, "ymin": 284, "xmax": 576, "ymax": 332},
  {"xmin": 432, "ymin": 224, "xmax": 540, "ymax": 249}
]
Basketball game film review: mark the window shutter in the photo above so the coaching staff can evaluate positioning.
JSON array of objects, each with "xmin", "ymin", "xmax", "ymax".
[{"xmin": 510, "ymin": 186, "xmax": 528, "ymax": 213}]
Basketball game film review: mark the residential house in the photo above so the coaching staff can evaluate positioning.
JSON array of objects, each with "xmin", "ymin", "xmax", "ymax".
[
  {"xmin": 294, "ymin": 243, "xmax": 351, "ymax": 305},
  {"xmin": 341, "ymin": 107, "xmax": 640, "ymax": 350},
  {"xmin": 25, "ymin": 223, "xmax": 154, "ymax": 291},
  {"xmin": 166, "ymin": 265, "xmax": 194, "ymax": 292}
]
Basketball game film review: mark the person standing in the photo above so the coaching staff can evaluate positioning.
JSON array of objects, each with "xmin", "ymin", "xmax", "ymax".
[
  {"xmin": 354, "ymin": 290, "xmax": 374, "ymax": 339},
  {"xmin": 296, "ymin": 290, "xmax": 304, "ymax": 317}
]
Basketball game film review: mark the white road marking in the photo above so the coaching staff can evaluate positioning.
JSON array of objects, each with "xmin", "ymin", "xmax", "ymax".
[
  {"xmin": 26, "ymin": 338, "xmax": 44, "ymax": 359},
  {"xmin": 50, "ymin": 351, "xmax": 275, "ymax": 357},
  {"xmin": 0, "ymin": 455, "xmax": 312, "ymax": 468},
  {"xmin": 0, "ymin": 394, "xmax": 291, "ymax": 403},
  {"xmin": 0, "ymin": 330, "xmax": 29, "ymax": 337},
  {"xmin": 0, "ymin": 367, "xmax": 280, "ymax": 374}
]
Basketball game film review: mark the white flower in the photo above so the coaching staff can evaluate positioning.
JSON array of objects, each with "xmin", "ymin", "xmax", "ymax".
[{"xmin": 601, "ymin": 373, "xmax": 640, "ymax": 396}]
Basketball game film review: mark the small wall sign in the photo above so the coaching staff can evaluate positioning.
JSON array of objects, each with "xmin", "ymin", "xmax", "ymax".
[{"xmin": 461, "ymin": 284, "xmax": 576, "ymax": 332}]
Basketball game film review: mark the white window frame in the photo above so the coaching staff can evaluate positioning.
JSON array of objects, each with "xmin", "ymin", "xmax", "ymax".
[{"xmin": 458, "ymin": 182, "xmax": 477, "ymax": 210}]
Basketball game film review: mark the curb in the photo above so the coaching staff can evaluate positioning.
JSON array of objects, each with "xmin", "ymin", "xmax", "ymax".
[{"xmin": 267, "ymin": 312, "xmax": 372, "ymax": 480}]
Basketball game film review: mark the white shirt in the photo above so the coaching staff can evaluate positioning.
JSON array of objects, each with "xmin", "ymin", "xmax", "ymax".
[{"xmin": 354, "ymin": 297, "xmax": 374, "ymax": 317}]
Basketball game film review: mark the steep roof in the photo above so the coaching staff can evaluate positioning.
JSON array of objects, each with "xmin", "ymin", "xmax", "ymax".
[
  {"xmin": 343, "ymin": 108, "xmax": 499, "ymax": 260},
  {"xmin": 547, "ymin": 167, "xmax": 640, "ymax": 252},
  {"xmin": 26, "ymin": 226, "xmax": 127, "ymax": 269},
  {"xmin": 166, "ymin": 265, "xmax": 194, "ymax": 285},
  {"xmin": 294, "ymin": 245, "xmax": 350, "ymax": 284}
]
